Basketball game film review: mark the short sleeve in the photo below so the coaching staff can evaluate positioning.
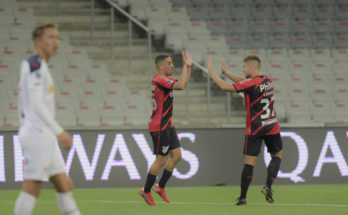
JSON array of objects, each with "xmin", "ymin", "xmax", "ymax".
[
  {"xmin": 154, "ymin": 76, "xmax": 176, "ymax": 89},
  {"xmin": 233, "ymin": 78, "xmax": 258, "ymax": 93},
  {"xmin": 23, "ymin": 60, "xmax": 44, "ymax": 93}
]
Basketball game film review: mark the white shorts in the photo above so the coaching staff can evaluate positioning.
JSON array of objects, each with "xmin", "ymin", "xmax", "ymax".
[{"xmin": 19, "ymin": 126, "xmax": 66, "ymax": 181}]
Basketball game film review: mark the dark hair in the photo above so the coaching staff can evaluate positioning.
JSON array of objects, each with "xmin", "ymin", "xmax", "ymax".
[
  {"xmin": 155, "ymin": 54, "xmax": 170, "ymax": 67},
  {"xmin": 32, "ymin": 23, "xmax": 56, "ymax": 40}
]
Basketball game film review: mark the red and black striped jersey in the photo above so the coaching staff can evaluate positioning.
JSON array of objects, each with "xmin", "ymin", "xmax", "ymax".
[
  {"xmin": 233, "ymin": 75, "xmax": 280, "ymax": 136},
  {"xmin": 148, "ymin": 74, "xmax": 177, "ymax": 132}
]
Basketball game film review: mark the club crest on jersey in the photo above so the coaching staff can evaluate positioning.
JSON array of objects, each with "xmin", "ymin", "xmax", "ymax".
[{"xmin": 167, "ymin": 79, "xmax": 174, "ymax": 84}]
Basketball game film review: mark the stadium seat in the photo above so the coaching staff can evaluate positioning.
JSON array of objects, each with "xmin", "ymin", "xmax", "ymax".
[
  {"xmin": 226, "ymin": 19, "xmax": 250, "ymax": 34},
  {"xmin": 332, "ymin": 49, "xmax": 348, "ymax": 61},
  {"xmin": 311, "ymin": 61, "xmax": 332, "ymax": 76},
  {"xmin": 271, "ymin": 19, "xmax": 292, "ymax": 33},
  {"xmin": 206, "ymin": 20, "xmax": 228, "ymax": 35},
  {"xmin": 287, "ymin": 103, "xmax": 311, "ymax": 124},
  {"xmin": 225, "ymin": 33, "xmax": 249, "ymax": 49},
  {"xmin": 229, "ymin": 5, "xmax": 250, "ymax": 19},
  {"xmin": 99, "ymin": 105, "xmax": 124, "ymax": 126},
  {"xmin": 206, "ymin": 36, "xmax": 227, "ymax": 49},
  {"xmin": 333, "ymin": 33, "xmax": 348, "ymax": 49},
  {"xmin": 313, "ymin": 19, "xmax": 334, "ymax": 33},
  {"xmin": 250, "ymin": 5, "xmax": 273, "ymax": 19},
  {"xmin": 272, "ymin": 5, "xmax": 293, "ymax": 19},
  {"xmin": 313, "ymin": 5, "xmax": 334, "ymax": 19},
  {"xmin": 249, "ymin": 19, "xmax": 271, "ymax": 33},
  {"xmin": 56, "ymin": 106, "xmax": 77, "ymax": 127},
  {"xmin": 207, "ymin": 7, "xmax": 230, "ymax": 20},
  {"xmin": 289, "ymin": 49, "xmax": 311, "ymax": 61},
  {"xmin": 186, "ymin": 6, "xmax": 209, "ymax": 20},
  {"xmin": 293, "ymin": 4, "xmax": 314, "ymax": 19},
  {"xmin": 191, "ymin": 0, "xmax": 212, "ymax": 7},
  {"xmin": 171, "ymin": 0, "xmax": 191, "ymax": 7},
  {"xmin": 233, "ymin": 0, "xmax": 254, "ymax": 6},
  {"xmin": 334, "ymin": 5, "xmax": 348, "ymax": 20},
  {"xmin": 333, "ymin": 61, "xmax": 348, "ymax": 75},
  {"xmin": 333, "ymin": 103, "xmax": 348, "ymax": 123},
  {"xmin": 311, "ymin": 102, "xmax": 334, "ymax": 124},
  {"xmin": 310, "ymin": 49, "xmax": 332, "ymax": 62},
  {"xmin": 223, "ymin": 49, "xmax": 245, "ymax": 62},
  {"xmin": 187, "ymin": 21, "xmax": 210, "ymax": 35},
  {"xmin": 76, "ymin": 106, "xmax": 100, "ymax": 127},
  {"xmin": 248, "ymin": 33, "xmax": 270, "ymax": 49},
  {"xmin": 292, "ymin": 19, "xmax": 313, "ymax": 33},
  {"xmin": 312, "ymin": 33, "xmax": 333, "ymax": 49},
  {"xmin": 334, "ymin": 20, "xmax": 348, "ymax": 34},
  {"xmin": 290, "ymin": 32, "xmax": 313, "ymax": 48},
  {"xmin": 166, "ymin": 7, "xmax": 189, "ymax": 21},
  {"xmin": 267, "ymin": 49, "xmax": 289, "ymax": 61},
  {"xmin": 333, "ymin": 86, "xmax": 348, "ymax": 104}
]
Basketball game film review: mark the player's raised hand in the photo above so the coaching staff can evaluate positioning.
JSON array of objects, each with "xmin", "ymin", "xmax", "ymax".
[
  {"xmin": 221, "ymin": 58, "xmax": 227, "ymax": 75},
  {"xmin": 185, "ymin": 50, "xmax": 192, "ymax": 67},
  {"xmin": 206, "ymin": 57, "xmax": 213, "ymax": 74},
  {"xmin": 57, "ymin": 131, "xmax": 73, "ymax": 150}
]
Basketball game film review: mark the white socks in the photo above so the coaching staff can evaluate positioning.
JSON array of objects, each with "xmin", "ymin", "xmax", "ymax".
[
  {"xmin": 15, "ymin": 192, "xmax": 36, "ymax": 215},
  {"xmin": 56, "ymin": 192, "xmax": 81, "ymax": 215},
  {"xmin": 14, "ymin": 191, "xmax": 80, "ymax": 215}
]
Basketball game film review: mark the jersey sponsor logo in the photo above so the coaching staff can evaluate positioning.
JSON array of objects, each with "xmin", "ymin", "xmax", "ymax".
[
  {"xmin": 162, "ymin": 145, "xmax": 169, "ymax": 154},
  {"xmin": 259, "ymin": 82, "xmax": 272, "ymax": 93}
]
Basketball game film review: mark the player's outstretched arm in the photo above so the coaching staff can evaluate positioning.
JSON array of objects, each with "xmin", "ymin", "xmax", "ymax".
[
  {"xmin": 184, "ymin": 50, "xmax": 192, "ymax": 88},
  {"xmin": 206, "ymin": 58, "xmax": 236, "ymax": 92},
  {"xmin": 221, "ymin": 58, "xmax": 245, "ymax": 83},
  {"xmin": 173, "ymin": 50, "xmax": 191, "ymax": 90}
]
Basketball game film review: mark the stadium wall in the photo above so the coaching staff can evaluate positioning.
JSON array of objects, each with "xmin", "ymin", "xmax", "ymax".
[{"xmin": 0, "ymin": 128, "xmax": 348, "ymax": 189}]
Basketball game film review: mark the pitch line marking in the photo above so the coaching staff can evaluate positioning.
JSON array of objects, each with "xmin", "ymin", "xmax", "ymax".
[{"xmin": 1, "ymin": 200, "xmax": 348, "ymax": 208}]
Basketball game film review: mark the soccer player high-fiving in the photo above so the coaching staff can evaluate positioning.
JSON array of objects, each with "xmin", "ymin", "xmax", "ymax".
[
  {"xmin": 139, "ymin": 50, "xmax": 192, "ymax": 206},
  {"xmin": 15, "ymin": 24, "xmax": 80, "ymax": 215},
  {"xmin": 206, "ymin": 56, "xmax": 283, "ymax": 206}
]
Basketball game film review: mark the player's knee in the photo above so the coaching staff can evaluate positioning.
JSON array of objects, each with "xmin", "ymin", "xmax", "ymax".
[
  {"xmin": 155, "ymin": 156, "xmax": 167, "ymax": 166},
  {"xmin": 22, "ymin": 180, "xmax": 42, "ymax": 197},
  {"xmin": 172, "ymin": 153, "xmax": 182, "ymax": 163},
  {"xmin": 271, "ymin": 150, "xmax": 283, "ymax": 158},
  {"xmin": 65, "ymin": 176, "xmax": 74, "ymax": 191}
]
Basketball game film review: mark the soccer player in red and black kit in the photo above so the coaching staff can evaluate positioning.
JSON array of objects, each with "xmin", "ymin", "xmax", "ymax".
[
  {"xmin": 139, "ymin": 50, "xmax": 192, "ymax": 206},
  {"xmin": 206, "ymin": 55, "xmax": 283, "ymax": 205}
]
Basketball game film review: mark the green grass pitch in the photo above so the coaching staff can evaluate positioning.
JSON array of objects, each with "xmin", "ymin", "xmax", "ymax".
[{"xmin": 1, "ymin": 184, "xmax": 348, "ymax": 215}]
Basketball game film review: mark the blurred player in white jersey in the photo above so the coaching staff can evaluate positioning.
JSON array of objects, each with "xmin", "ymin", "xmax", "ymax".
[{"xmin": 14, "ymin": 24, "xmax": 80, "ymax": 215}]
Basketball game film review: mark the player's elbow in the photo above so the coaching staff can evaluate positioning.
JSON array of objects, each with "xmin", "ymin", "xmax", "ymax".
[
  {"xmin": 174, "ymin": 83, "xmax": 185, "ymax": 90},
  {"xmin": 221, "ymin": 85, "xmax": 235, "ymax": 92}
]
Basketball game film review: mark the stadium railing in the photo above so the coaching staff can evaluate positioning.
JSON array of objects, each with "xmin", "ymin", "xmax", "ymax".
[{"xmin": 86, "ymin": 0, "xmax": 219, "ymax": 123}]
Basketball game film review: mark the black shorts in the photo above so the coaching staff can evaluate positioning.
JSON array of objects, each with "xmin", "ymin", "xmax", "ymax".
[
  {"xmin": 150, "ymin": 126, "xmax": 180, "ymax": 156},
  {"xmin": 243, "ymin": 133, "xmax": 283, "ymax": 156}
]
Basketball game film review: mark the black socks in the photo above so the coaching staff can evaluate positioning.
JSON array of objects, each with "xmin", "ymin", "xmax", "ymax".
[
  {"xmin": 144, "ymin": 173, "xmax": 157, "ymax": 193},
  {"xmin": 144, "ymin": 169, "xmax": 173, "ymax": 193},
  {"xmin": 240, "ymin": 164, "xmax": 254, "ymax": 199},
  {"xmin": 159, "ymin": 169, "xmax": 173, "ymax": 188},
  {"xmin": 266, "ymin": 157, "xmax": 282, "ymax": 188}
]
